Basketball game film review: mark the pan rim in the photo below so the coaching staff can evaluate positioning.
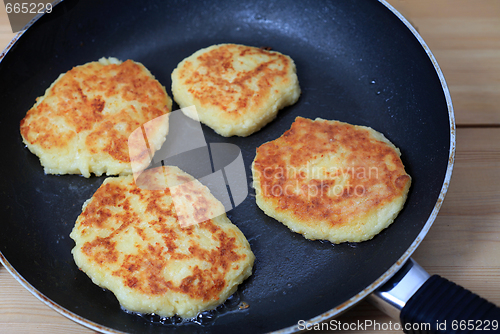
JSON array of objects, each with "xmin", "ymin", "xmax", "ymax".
[
  {"xmin": 273, "ymin": 0, "xmax": 456, "ymax": 332},
  {"xmin": 0, "ymin": 0, "xmax": 456, "ymax": 333}
]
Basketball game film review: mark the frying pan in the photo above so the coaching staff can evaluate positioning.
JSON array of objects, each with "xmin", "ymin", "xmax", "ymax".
[{"xmin": 0, "ymin": 0, "xmax": 490, "ymax": 333}]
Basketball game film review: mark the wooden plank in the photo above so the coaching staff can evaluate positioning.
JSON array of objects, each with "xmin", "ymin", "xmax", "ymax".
[
  {"xmin": 0, "ymin": 6, "xmax": 17, "ymax": 54},
  {"xmin": 0, "ymin": 267, "xmax": 96, "ymax": 334},
  {"xmin": 389, "ymin": 0, "xmax": 500, "ymax": 126},
  {"xmin": 412, "ymin": 128, "xmax": 500, "ymax": 305},
  {"xmin": 389, "ymin": 0, "xmax": 500, "ymax": 18}
]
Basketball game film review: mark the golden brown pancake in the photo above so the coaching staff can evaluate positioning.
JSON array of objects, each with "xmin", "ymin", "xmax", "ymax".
[
  {"xmin": 252, "ymin": 117, "xmax": 411, "ymax": 244},
  {"xmin": 70, "ymin": 166, "xmax": 254, "ymax": 318},
  {"xmin": 20, "ymin": 57, "xmax": 172, "ymax": 177},
  {"xmin": 171, "ymin": 43, "xmax": 300, "ymax": 137}
]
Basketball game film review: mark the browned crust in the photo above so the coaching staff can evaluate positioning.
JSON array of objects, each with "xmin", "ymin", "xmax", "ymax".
[
  {"xmin": 253, "ymin": 117, "xmax": 411, "ymax": 228},
  {"xmin": 20, "ymin": 59, "xmax": 170, "ymax": 164},
  {"xmin": 176, "ymin": 44, "xmax": 292, "ymax": 120},
  {"xmin": 76, "ymin": 170, "xmax": 248, "ymax": 302}
]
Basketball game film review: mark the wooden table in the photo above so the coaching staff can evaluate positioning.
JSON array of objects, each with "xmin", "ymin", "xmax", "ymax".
[{"xmin": 1, "ymin": 1, "xmax": 499, "ymax": 333}]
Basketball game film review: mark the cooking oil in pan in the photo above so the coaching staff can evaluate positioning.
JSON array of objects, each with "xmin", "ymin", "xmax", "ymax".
[{"xmin": 123, "ymin": 290, "xmax": 249, "ymax": 326}]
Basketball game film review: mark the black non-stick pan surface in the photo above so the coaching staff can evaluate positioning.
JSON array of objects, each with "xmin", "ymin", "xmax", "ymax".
[{"xmin": 0, "ymin": 0, "xmax": 454, "ymax": 333}]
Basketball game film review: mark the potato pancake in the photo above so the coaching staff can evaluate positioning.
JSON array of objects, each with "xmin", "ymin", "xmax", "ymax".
[
  {"xmin": 252, "ymin": 117, "xmax": 411, "ymax": 244},
  {"xmin": 171, "ymin": 43, "xmax": 300, "ymax": 137},
  {"xmin": 20, "ymin": 57, "xmax": 172, "ymax": 177},
  {"xmin": 70, "ymin": 166, "xmax": 254, "ymax": 318}
]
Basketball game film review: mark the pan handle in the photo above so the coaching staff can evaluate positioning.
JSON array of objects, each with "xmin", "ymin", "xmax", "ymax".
[{"xmin": 369, "ymin": 258, "xmax": 500, "ymax": 333}]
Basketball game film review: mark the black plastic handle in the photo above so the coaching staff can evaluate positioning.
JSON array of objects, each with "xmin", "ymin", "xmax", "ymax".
[{"xmin": 400, "ymin": 275, "xmax": 500, "ymax": 333}]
